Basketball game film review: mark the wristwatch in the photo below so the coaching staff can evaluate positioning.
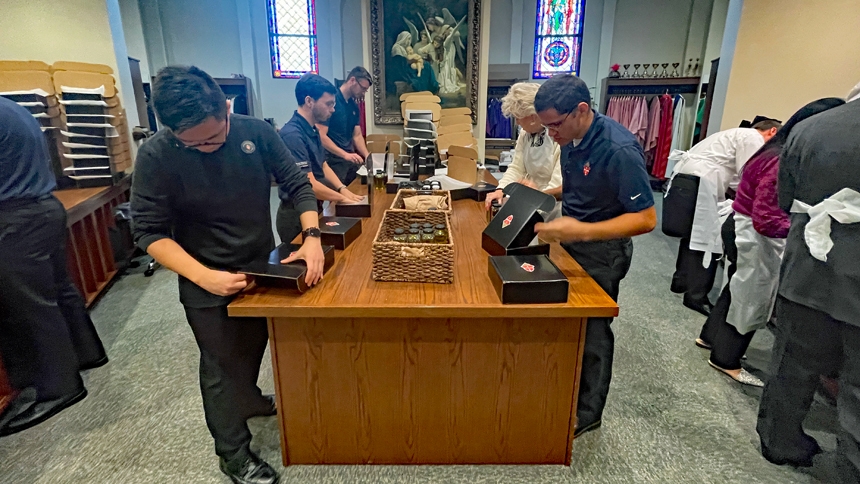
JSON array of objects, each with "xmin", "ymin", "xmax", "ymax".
[
  {"xmin": 336, "ymin": 185, "xmax": 347, "ymax": 192},
  {"xmin": 302, "ymin": 227, "xmax": 321, "ymax": 239}
]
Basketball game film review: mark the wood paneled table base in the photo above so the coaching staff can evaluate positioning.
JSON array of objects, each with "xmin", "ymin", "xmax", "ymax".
[{"xmin": 228, "ymin": 186, "xmax": 617, "ymax": 466}]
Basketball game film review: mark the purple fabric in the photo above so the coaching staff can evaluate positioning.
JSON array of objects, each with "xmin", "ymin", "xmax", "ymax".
[{"xmin": 732, "ymin": 151, "xmax": 790, "ymax": 238}]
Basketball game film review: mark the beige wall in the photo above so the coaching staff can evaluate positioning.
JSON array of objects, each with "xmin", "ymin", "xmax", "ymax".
[{"xmin": 721, "ymin": 0, "xmax": 860, "ymax": 129}]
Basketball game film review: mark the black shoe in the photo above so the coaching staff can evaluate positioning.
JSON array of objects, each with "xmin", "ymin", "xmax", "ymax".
[
  {"xmin": 0, "ymin": 388, "xmax": 88, "ymax": 436},
  {"xmin": 573, "ymin": 419, "xmax": 602, "ymax": 439},
  {"xmin": 683, "ymin": 296, "xmax": 713, "ymax": 316},
  {"xmin": 249, "ymin": 395, "xmax": 277, "ymax": 418},
  {"xmin": 670, "ymin": 279, "xmax": 687, "ymax": 294},
  {"xmin": 219, "ymin": 452, "xmax": 280, "ymax": 484},
  {"xmin": 79, "ymin": 354, "xmax": 109, "ymax": 371},
  {"xmin": 760, "ymin": 436, "xmax": 822, "ymax": 468},
  {"xmin": 0, "ymin": 387, "xmax": 38, "ymax": 431}
]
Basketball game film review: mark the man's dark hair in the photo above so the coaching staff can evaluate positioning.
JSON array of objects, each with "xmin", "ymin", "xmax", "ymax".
[
  {"xmin": 346, "ymin": 66, "xmax": 372, "ymax": 85},
  {"xmin": 751, "ymin": 119, "xmax": 782, "ymax": 131},
  {"xmin": 534, "ymin": 74, "xmax": 591, "ymax": 114},
  {"xmin": 295, "ymin": 74, "xmax": 337, "ymax": 105},
  {"xmin": 151, "ymin": 65, "xmax": 227, "ymax": 132}
]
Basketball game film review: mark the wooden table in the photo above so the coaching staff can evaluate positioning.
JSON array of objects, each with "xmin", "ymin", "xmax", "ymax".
[
  {"xmin": 54, "ymin": 177, "xmax": 131, "ymax": 307},
  {"xmin": 228, "ymin": 185, "xmax": 617, "ymax": 466}
]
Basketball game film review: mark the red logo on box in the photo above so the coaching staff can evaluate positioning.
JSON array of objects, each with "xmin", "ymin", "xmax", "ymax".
[
  {"xmin": 502, "ymin": 215, "xmax": 513, "ymax": 228},
  {"xmin": 521, "ymin": 263, "xmax": 535, "ymax": 272},
  {"xmin": 325, "ymin": 221, "xmax": 339, "ymax": 226}
]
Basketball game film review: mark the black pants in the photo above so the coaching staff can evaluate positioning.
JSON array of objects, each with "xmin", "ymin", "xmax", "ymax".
[
  {"xmin": 0, "ymin": 196, "xmax": 106, "ymax": 400},
  {"xmin": 276, "ymin": 200, "xmax": 323, "ymax": 245},
  {"xmin": 184, "ymin": 305, "xmax": 272, "ymax": 461},
  {"xmin": 672, "ymin": 235, "xmax": 720, "ymax": 303},
  {"xmin": 562, "ymin": 238, "xmax": 633, "ymax": 427},
  {"xmin": 327, "ymin": 156, "xmax": 359, "ymax": 186},
  {"xmin": 757, "ymin": 297, "xmax": 860, "ymax": 481},
  {"xmin": 698, "ymin": 214, "xmax": 756, "ymax": 369}
]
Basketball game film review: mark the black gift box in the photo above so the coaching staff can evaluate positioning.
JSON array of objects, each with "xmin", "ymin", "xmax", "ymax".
[
  {"xmin": 482, "ymin": 183, "xmax": 557, "ymax": 256},
  {"xmin": 240, "ymin": 243, "xmax": 335, "ymax": 292},
  {"xmin": 335, "ymin": 201, "xmax": 371, "ymax": 218},
  {"xmin": 466, "ymin": 181, "xmax": 497, "ymax": 201},
  {"xmin": 488, "ymin": 255, "xmax": 569, "ymax": 304},
  {"xmin": 317, "ymin": 216, "xmax": 362, "ymax": 250}
]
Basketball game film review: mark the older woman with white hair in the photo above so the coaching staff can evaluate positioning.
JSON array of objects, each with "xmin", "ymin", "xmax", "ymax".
[{"xmin": 485, "ymin": 82, "xmax": 562, "ymax": 210}]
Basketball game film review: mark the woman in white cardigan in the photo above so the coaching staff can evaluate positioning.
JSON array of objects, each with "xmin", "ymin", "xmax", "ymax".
[{"xmin": 484, "ymin": 82, "xmax": 562, "ymax": 210}]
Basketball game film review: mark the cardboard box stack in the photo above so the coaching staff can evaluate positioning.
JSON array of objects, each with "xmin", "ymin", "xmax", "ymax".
[
  {"xmin": 53, "ymin": 62, "xmax": 133, "ymax": 187},
  {"xmin": 0, "ymin": 61, "xmax": 68, "ymax": 181}
]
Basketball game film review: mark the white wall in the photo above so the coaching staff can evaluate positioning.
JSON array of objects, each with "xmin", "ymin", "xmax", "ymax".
[
  {"xmin": 610, "ymin": 0, "xmax": 697, "ymax": 68},
  {"xmin": 118, "ymin": 0, "xmax": 151, "ymax": 80},
  {"xmin": 489, "ymin": 0, "xmax": 514, "ymax": 64},
  {"xmin": 702, "ymin": 0, "xmax": 728, "ymax": 79}
]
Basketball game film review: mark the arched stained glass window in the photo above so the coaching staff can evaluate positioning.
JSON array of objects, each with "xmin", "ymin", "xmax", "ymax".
[
  {"xmin": 532, "ymin": 0, "xmax": 586, "ymax": 79},
  {"xmin": 267, "ymin": 0, "xmax": 319, "ymax": 79}
]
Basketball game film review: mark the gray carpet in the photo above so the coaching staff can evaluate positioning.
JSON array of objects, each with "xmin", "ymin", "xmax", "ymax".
[{"xmin": 0, "ymin": 193, "xmax": 843, "ymax": 483}]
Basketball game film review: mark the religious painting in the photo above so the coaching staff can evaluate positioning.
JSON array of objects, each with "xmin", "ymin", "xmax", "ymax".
[{"xmin": 370, "ymin": 0, "xmax": 482, "ymax": 124}]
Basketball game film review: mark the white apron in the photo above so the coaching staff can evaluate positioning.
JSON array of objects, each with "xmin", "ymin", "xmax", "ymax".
[{"xmin": 726, "ymin": 213, "xmax": 785, "ymax": 335}]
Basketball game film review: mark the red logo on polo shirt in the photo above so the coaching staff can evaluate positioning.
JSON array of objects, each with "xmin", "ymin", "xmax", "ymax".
[
  {"xmin": 521, "ymin": 263, "xmax": 535, "ymax": 272},
  {"xmin": 583, "ymin": 162, "xmax": 591, "ymax": 176},
  {"xmin": 325, "ymin": 221, "xmax": 339, "ymax": 226},
  {"xmin": 502, "ymin": 215, "xmax": 513, "ymax": 228}
]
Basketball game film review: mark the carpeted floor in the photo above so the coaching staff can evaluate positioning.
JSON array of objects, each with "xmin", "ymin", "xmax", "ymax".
[{"xmin": 0, "ymin": 193, "xmax": 843, "ymax": 483}]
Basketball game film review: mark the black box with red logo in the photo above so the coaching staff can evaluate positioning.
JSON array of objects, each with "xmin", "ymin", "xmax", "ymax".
[
  {"xmin": 316, "ymin": 216, "xmax": 362, "ymax": 250},
  {"xmin": 487, "ymin": 254, "xmax": 569, "ymax": 304},
  {"xmin": 239, "ymin": 243, "xmax": 335, "ymax": 292},
  {"xmin": 481, "ymin": 183, "xmax": 556, "ymax": 256}
]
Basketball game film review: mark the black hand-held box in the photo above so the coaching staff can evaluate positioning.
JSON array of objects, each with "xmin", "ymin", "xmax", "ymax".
[
  {"xmin": 316, "ymin": 216, "xmax": 362, "ymax": 250},
  {"xmin": 482, "ymin": 183, "xmax": 557, "ymax": 256},
  {"xmin": 240, "ymin": 243, "xmax": 335, "ymax": 292},
  {"xmin": 466, "ymin": 181, "xmax": 497, "ymax": 201},
  {"xmin": 488, "ymin": 254, "xmax": 569, "ymax": 304}
]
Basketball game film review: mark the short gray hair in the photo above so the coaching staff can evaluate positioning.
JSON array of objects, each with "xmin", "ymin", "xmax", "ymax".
[{"xmin": 500, "ymin": 82, "xmax": 541, "ymax": 120}]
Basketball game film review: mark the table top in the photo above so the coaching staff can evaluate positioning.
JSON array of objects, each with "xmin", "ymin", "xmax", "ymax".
[{"xmin": 228, "ymin": 184, "xmax": 618, "ymax": 319}]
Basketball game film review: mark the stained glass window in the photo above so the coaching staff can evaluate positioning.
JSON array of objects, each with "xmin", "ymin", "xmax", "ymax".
[
  {"xmin": 532, "ymin": 0, "xmax": 586, "ymax": 79},
  {"xmin": 267, "ymin": 0, "xmax": 318, "ymax": 79}
]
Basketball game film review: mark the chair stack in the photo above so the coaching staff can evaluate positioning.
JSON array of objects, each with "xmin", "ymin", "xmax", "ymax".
[
  {"xmin": 53, "ymin": 62, "xmax": 132, "ymax": 187},
  {"xmin": 0, "ymin": 61, "xmax": 68, "ymax": 180}
]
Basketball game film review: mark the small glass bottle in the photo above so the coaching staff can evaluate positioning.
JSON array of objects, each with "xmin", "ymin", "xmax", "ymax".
[
  {"xmin": 409, "ymin": 223, "xmax": 421, "ymax": 231},
  {"xmin": 373, "ymin": 169, "xmax": 387, "ymax": 191},
  {"xmin": 392, "ymin": 228, "xmax": 407, "ymax": 242},
  {"xmin": 407, "ymin": 228, "xmax": 421, "ymax": 243},
  {"xmin": 422, "ymin": 223, "xmax": 433, "ymax": 230},
  {"xmin": 433, "ymin": 224, "xmax": 448, "ymax": 243},
  {"xmin": 421, "ymin": 228, "xmax": 435, "ymax": 243}
]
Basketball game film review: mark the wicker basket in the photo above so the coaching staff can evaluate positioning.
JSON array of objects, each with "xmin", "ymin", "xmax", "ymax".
[
  {"xmin": 389, "ymin": 189, "xmax": 452, "ymax": 213},
  {"xmin": 372, "ymin": 210, "xmax": 454, "ymax": 284}
]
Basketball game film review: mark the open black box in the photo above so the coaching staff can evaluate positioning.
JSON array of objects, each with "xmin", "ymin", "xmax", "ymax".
[{"xmin": 482, "ymin": 183, "xmax": 555, "ymax": 256}]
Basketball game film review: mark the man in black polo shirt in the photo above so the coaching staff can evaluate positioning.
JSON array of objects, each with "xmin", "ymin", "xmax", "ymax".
[
  {"xmin": 534, "ymin": 75, "xmax": 657, "ymax": 438},
  {"xmin": 132, "ymin": 66, "xmax": 325, "ymax": 484},
  {"xmin": 0, "ymin": 97, "xmax": 107, "ymax": 436},
  {"xmin": 318, "ymin": 66, "xmax": 372, "ymax": 186},
  {"xmin": 276, "ymin": 74, "xmax": 363, "ymax": 243}
]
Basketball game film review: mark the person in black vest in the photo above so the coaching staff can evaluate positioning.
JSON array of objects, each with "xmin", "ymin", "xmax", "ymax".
[
  {"xmin": 533, "ymin": 75, "xmax": 657, "ymax": 438},
  {"xmin": 318, "ymin": 66, "xmax": 372, "ymax": 186},
  {"xmin": 132, "ymin": 66, "xmax": 325, "ymax": 484},
  {"xmin": 0, "ymin": 96, "xmax": 108, "ymax": 436},
  {"xmin": 276, "ymin": 73, "xmax": 363, "ymax": 244},
  {"xmin": 756, "ymin": 91, "xmax": 860, "ymax": 481}
]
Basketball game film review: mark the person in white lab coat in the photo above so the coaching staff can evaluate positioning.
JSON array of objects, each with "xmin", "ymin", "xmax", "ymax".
[
  {"xmin": 668, "ymin": 120, "xmax": 780, "ymax": 316},
  {"xmin": 485, "ymin": 82, "xmax": 561, "ymax": 211}
]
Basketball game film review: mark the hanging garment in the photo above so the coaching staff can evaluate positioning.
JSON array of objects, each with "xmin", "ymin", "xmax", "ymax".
[
  {"xmin": 651, "ymin": 94, "xmax": 674, "ymax": 179},
  {"xmin": 644, "ymin": 96, "xmax": 661, "ymax": 153},
  {"xmin": 630, "ymin": 96, "xmax": 649, "ymax": 145},
  {"xmin": 726, "ymin": 213, "xmax": 786, "ymax": 334},
  {"xmin": 665, "ymin": 95, "xmax": 687, "ymax": 177}
]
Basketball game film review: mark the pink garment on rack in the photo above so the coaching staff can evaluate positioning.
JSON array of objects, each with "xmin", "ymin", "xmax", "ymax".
[
  {"xmin": 644, "ymin": 96, "xmax": 661, "ymax": 152},
  {"xmin": 606, "ymin": 97, "xmax": 619, "ymax": 121},
  {"xmin": 651, "ymin": 94, "xmax": 675, "ymax": 179},
  {"xmin": 629, "ymin": 96, "xmax": 649, "ymax": 145}
]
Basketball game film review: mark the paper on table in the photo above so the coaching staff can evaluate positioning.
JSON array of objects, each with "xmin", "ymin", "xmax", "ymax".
[
  {"xmin": 61, "ymin": 85, "xmax": 106, "ymax": 96},
  {"xmin": 339, "ymin": 195, "xmax": 368, "ymax": 205},
  {"xmin": 356, "ymin": 166, "xmax": 368, "ymax": 176},
  {"xmin": 425, "ymin": 175, "xmax": 473, "ymax": 190}
]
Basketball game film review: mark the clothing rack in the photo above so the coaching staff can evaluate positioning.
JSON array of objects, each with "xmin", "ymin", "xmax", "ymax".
[{"xmin": 599, "ymin": 77, "xmax": 701, "ymax": 114}]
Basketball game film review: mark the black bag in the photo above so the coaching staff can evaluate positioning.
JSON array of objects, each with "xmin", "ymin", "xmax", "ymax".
[{"xmin": 662, "ymin": 173, "xmax": 699, "ymax": 238}]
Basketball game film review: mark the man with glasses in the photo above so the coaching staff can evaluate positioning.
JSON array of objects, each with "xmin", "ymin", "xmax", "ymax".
[
  {"xmin": 318, "ymin": 66, "xmax": 373, "ymax": 186},
  {"xmin": 533, "ymin": 74, "xmax": 657, "ymax": 439},
  {"xmin": 132, "ymin": 65, "xmax": 325, "ymax": 484}
]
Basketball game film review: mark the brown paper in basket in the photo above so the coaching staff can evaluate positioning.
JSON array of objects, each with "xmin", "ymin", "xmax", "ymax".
[{"xmin": 403, "ymin": 195, "xmax": 448, "ymax": 211}]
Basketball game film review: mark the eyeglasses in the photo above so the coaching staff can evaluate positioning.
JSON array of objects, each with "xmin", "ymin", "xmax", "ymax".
[
  {"xmin": 356, "ymin": 79, "xmax": 371, "ymax": 93},
  {"xmin": 176, "ymin": 116, "xmax": 230, "ymax": 149},
  {"xmin": 542, "ymin": 111, "xmax": 573, "ymax": 131}
]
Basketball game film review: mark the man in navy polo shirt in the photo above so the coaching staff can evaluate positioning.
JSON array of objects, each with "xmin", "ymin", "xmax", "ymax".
[
  {"xmin": 276, "ymin": 74, "xmax": 363, "ymax": 243},
  {"xmin": 534, "ymin": 74, "xmax": 657, "ymax": 438},
  {"xmin": 318, "ymin": 66, "xmax": 372, "ymax": 186}
]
